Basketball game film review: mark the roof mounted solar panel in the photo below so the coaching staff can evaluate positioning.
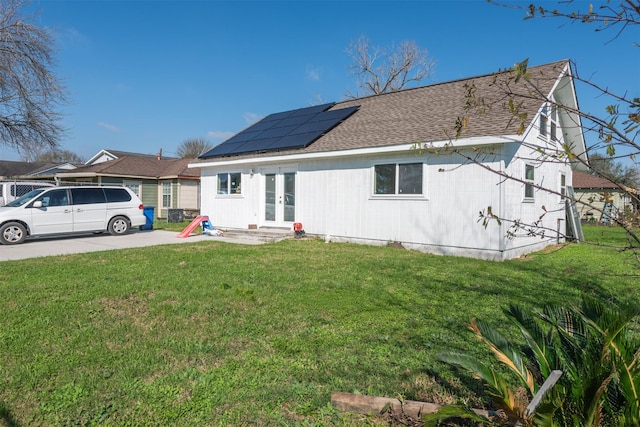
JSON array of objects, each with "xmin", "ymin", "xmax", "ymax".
[
  {"xmin": 199, "ymin": 103, "xmax": 358, "ymax": 158},
  {"xmin": 288, "ymin": 103, "xmax": 335, "ymax": 116},
  {"xmin": 264, "ymin": 132, "xmax": 323, "ymax": 150}
]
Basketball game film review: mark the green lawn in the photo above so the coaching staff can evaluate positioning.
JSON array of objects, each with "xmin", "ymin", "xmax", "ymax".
[{"xmin": 0, "ymin": 225, "xmax": 638, "ymax": 425}]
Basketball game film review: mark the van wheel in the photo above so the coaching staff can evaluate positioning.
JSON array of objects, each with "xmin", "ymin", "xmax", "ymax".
[
  {"xmin": 108, "ymin": 217, "xmax": 130, "ymax": 235},
  {"xmin": 0, "ymin": 222, "xmax": 27, "ymax": 245}
]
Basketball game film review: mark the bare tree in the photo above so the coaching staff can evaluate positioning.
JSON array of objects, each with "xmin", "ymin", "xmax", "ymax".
[
  {"xmin": 490, "ymin": 0, "xmax": 640, "ymax": 43},
  {"xmin": 345, "ymin": 36, "xmax": 435, "ymax": 98},
  {"xmin": 588, "ymin": 152, "xmax": 639, "ymax": 188},
  {"xmin": 429, "ymin": 1, "xmax": 640, "ymax": 253},
  {"xmin": 32, "ymin": 149, "xmax": 83, "ymax": 163},
  {"xmin": 0, "ymin": 0, "xmax": 66, "ymax": 157},
  {"xmin": 177, "ymin": 138, "xmax": 214, "ymax": 159}
]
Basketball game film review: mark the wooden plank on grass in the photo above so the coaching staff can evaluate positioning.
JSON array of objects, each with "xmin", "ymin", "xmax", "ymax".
[{"xmin": 331, "ymin": 391, "xmax": 497, "ymax": 420}]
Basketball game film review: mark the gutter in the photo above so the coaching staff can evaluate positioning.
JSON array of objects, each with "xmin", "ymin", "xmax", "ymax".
[{"xmin": 189, "ymin": 135, "xmax": 520, "ymax": 169}]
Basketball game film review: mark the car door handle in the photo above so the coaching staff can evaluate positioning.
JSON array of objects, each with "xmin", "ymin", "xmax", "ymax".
[{"xmin": 64, "ymin": 209, "xmax": 72, "ymax": 213}]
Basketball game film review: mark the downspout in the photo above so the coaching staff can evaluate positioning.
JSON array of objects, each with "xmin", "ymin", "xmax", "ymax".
[{"xmin": 498, "ymin": 144, "xmax": 506, "ymax": 258}]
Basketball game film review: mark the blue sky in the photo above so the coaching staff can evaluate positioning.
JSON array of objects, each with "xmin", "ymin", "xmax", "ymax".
[{"xmin": 1, "ymin": 0, "xmax": 638, "ymax": 162}]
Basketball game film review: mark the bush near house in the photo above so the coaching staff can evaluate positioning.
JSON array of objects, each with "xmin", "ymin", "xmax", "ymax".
[{"xmin": 0, "ymin": 225, "xmax": 637, "ymax": 425}]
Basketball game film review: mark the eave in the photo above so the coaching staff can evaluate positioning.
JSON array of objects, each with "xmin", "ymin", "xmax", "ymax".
[
  {"xmin": 190, "ymin": 135, "xmax": 517, "ymax": 169},
  {"xmin": 55, "ymin": 172, "xmax": 152, "ymax": 180}
]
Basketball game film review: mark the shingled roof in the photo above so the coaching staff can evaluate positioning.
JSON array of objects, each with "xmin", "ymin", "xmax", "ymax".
[
  {"xmin": 572, "ymin": 170, "xmax": 618, "ymax": 189},
  {"xmin": 199, "ymin": 60, "xmax": 569, "ymax": 161},
  {"xmin": 59, "ymin": 156, "xmax": 199, "ymax": 179},
  {"xmin": 0, "ymin": 160, "xmax": 71, "ymax": 178}
]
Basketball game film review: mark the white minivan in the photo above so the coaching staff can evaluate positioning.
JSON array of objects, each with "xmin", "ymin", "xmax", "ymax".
[{"xmin": 0, "ymin": 186, "xmax": 147, "ymax": 245}]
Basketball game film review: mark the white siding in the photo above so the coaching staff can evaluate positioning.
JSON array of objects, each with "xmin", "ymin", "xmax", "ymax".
[
  {"xmin": 200, "ymin": 168, "xmax": 260, "ymax": 228},
  {"xmin": 199, "ymin": 141, "xmax": 570, "ymax": 261},
  {"xmin": 177, "ymin": 180, "xmax": 200, "ymax": 210}
]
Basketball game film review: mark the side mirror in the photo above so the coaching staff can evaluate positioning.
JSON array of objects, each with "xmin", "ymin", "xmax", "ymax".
[{"xmin": 33, "ymin": 201, "xmax": 43, "ymax": 208}]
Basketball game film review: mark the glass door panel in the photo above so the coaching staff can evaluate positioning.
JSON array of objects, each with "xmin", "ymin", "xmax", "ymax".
[
  {"xmin": 265, "ymin": 174, "xmax": 276, "ymax": 221},
  {"xmin": 283, "ymin": 172, "xmax": 295, "ymax": 222}
]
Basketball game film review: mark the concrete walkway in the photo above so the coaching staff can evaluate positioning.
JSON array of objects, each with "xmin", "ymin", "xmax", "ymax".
[{"xmin": 0, "ymin": 229, "xmax": 266, "ymax": 262}]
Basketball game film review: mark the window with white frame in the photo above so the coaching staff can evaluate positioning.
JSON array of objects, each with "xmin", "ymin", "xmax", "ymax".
[
  {"xmin": 124, "ymin": 181, "xmax": 141, "ymax": 198},
  {"xmin": 524, "ymin": 164, "xmax": 535, "ymax": 199},
  {"xmin": 374, "ymin": 163, "xmax": 423, "ymax": 195},
  {"xmin": 217, "ymin": 172, "xmax": 242, "ymax": 195},
  {"xmin": 539, "ymin": 102, "xmax": 559, "ymax": 141},
  {"xmin": 560, "ymin": 173, "xmax": 566, "ymax": 201},
  {"xmin": 162, "ymin": 182, "xmax": 172, "ymax": 208}
]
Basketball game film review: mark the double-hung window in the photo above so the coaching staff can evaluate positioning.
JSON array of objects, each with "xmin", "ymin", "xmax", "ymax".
[
  {"xmin": 217, "ymin": 172, "xmax": 242, "ymax": 195},
  {"xmin": 162, "ymin": 182, "xmax": 172, "ymax": 208},
  {"xmin": 374, "ymin": 163, "xmax": 423, "ymax": 195},
  {"xmin": 124, "ymin": 180, "xmax": 141, "ymax": 198},
  {"xmin": 524, "ymin": 164, "xmax": 535, "ymax": 200}
]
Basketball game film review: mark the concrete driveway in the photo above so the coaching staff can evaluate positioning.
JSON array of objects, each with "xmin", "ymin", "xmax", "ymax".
[{"xmin": 0, "ymin": 229, "xmax": 263, "ymax": 262}]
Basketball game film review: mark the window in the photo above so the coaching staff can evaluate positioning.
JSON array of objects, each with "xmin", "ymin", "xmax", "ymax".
[
  {"xmin": 539, "ymin": 106, "xmax": 548, "ymax": 138},
  {"xmin": 162, "ymin": 182, "xmax": 172, "ymax": 208},
  {"xmin": 539, "ymin": 102, "xmax": 559, "ymax": 141},
  {"xmin": 560, "ymin": 173, "xmax": 566, "ymax": 201},
  {"xmin": 550, "ymin": 104, "xmax": 558, "ymax": 141},
  {"xmin": 104, "ymin": 188, "xmax": 132, "ymax": 203},
  {"xmin": 36, "ymin": 189, "xmax": 69, "ymax": 207},
  {"xmin": 524, "ymin": 164, "xmax": 535, "ymax": 199},
  {"xmin": 71, "ymin": 188, "xmax": 106, "ymax": 205},
  {"xmin": 374, "ymin": 163, "xmax": 423, "ymax": 195},
  {"xmin": 124, "ymin": 181, "xmax": 141, "ymax": 197},
  {"xmin": 217, "ymin": 172, "xmax": 242, "ymax": 195}
]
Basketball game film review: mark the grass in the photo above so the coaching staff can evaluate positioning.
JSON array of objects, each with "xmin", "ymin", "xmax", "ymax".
[{"xmin": 0, "ymin": 225, "xmax": 638, "ymax": 425}]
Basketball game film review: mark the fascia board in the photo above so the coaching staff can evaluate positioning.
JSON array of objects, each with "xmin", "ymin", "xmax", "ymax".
[
  {"xmin": 189, "ymin": 136, "xmax": 515, "ymax": 169},
  {"xmin": 55, "ymin": 172, "xmax": 98, "ymax": 178},
  {"xmin": 56, "ymin": 172, "xmax": 151, "ymax": 180}
]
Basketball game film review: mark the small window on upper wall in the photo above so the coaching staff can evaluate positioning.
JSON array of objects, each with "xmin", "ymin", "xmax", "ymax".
[
  {"xmin": 539, "ymin": 102, "xmax": 559, "ymax": 141},
  {"xmin": 560, "ymin": 173, "xmax": 566, "ymax": 201},
  {"xmin": 218, "ymin": 173, "xmax": 242, "ymax": 195},
  {"xmin": 539, "ymin": 106, "xmax": 548, "ymax": 138},
  {"xmin": 524, "ymin": 164, "xmax": 535, "ymax": 200},
  {"xmin": 374, "ymin": 163, "xmax": 423, "ymax": 196},
  {"xmin": 550, "ymin": 104, "xmax": 558, "ymax": 141}
]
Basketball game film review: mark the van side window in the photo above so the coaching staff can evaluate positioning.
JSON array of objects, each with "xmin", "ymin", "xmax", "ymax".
[
  {"xmin": 36, "ymin": 189, "xmax": 69, "ymax": 207},
  {"xmin": 71, "ymin": 188, "xmax": 106, "ymax": 205},
  {"xmin": 104, "ymin": 188, "xmax": 132, "ymax": 202}
]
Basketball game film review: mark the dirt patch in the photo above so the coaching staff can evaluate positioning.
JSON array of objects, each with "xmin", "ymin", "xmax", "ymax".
[{"xmin": 387, "ymin": 241, "xmax": 405, "ymax": 250}]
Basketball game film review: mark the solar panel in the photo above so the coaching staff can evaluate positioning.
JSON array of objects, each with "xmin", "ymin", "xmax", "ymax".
[
  {"xmin": 264, "ymin": 132, "xmax": 323, "ymax": 150},
  {"xmin": 288, "ymin": 103, "xmax": 335, "ymax": 116},
  {"xmin": 199, "ymin": 103, "xmax": 359, "ymax": 158}
]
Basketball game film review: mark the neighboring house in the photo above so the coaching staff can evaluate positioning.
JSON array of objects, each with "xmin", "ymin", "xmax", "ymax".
[
  {"xmin": 55, "ymin": 155, "xmax": 201, "ymax": 219},
  {"xmin": 85, "ymin": 149, "xmax": 175, "ymax": 166},
  {"xmin": 572, "ymin": 169, "xmax": 639, "ymax": 223},
  {"xmin": 0, "ymin": 160, "xmax": 77, "ymax": 180},
  {"xmin": 191, "ymin": 60, "xmax": 587, "ymax": 260}
]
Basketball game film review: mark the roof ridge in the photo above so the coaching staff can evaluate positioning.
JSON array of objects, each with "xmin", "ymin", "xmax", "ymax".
[{"xmin": 336, "ymin": 59, "xmax": 570, "ymax": 105}]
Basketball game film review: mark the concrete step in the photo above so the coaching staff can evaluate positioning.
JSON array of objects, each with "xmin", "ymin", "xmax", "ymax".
[{"xmin": 217, "ymin": 227, "xmax": 293, "ymax": 243}]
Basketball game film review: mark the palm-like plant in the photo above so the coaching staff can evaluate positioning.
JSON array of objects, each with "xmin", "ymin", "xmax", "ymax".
[{"xmin": 438, "ymin": 296, "xmax": 640, "ymax": 426}]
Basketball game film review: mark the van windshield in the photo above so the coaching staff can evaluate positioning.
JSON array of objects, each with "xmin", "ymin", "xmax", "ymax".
[{"xmin": 5, "ymin": 189, "xmax": 47, "ymax": 207}]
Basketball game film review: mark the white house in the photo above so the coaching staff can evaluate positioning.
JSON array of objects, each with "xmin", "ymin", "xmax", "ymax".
[{"xmin": 190, "ymin": 60, "xmax": 586, "ymax": 260}]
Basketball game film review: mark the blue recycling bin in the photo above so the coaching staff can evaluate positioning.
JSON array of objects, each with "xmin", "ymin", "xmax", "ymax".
[{"xmin": 141, "ymin": 206, "xmax": 155, "ymax": 230}]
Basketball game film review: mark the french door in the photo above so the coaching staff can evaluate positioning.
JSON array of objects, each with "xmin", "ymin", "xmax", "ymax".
[{"xmin": 264, "ymin": 172, "xmax": 296, "ymax": 226}]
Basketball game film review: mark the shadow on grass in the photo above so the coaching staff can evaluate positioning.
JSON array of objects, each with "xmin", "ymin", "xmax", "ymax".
[{"xmin": 0, "ymin": 401, "xmax": 21, "ymax": 427}]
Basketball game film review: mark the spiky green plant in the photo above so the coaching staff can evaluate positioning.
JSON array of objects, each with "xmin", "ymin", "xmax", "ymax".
[{"xmin": 438, "ymin": 296, "xmax": 640, "ymax": 426}]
